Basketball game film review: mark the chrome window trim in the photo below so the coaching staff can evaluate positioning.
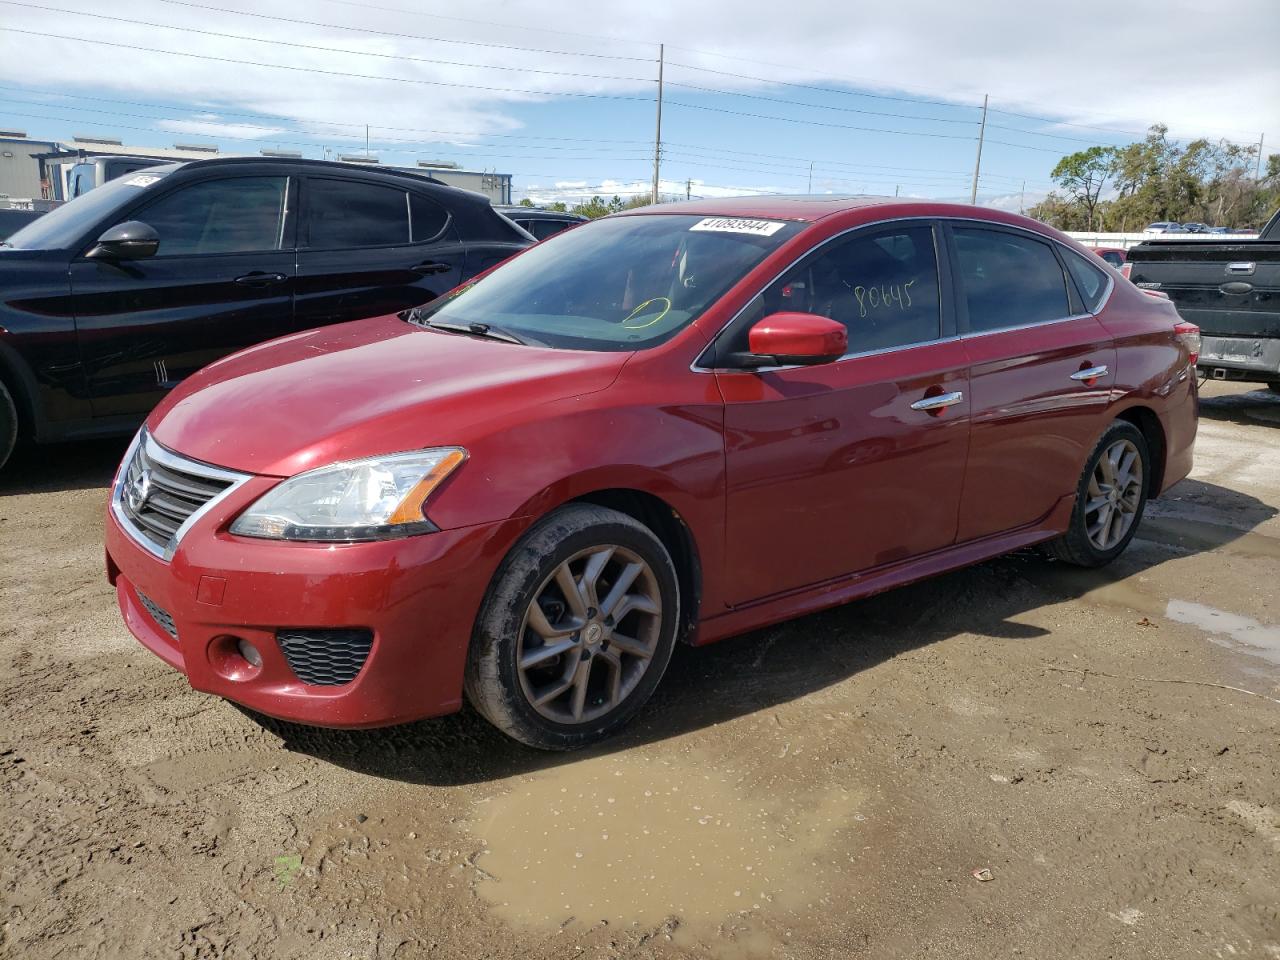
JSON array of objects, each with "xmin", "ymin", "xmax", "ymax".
[
  {"xmin": 691, "ymin": 214, "xmax": 1114, "ymax": 374},
  {"xmin": 111, "ymin": 429, "xmax": 253, "ymax": 562}
]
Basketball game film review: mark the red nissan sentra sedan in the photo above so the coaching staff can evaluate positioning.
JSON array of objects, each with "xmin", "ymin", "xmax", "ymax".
[{"xmin": 105, "ymin": 197, "xmax": 1199, "ymax": 749}]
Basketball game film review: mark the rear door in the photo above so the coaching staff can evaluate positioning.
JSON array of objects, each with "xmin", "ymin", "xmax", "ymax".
[
  {"xmin": 715, "ymin": 220, "xmax": 971, "ymax": 604},
  {"xmin": 70, "ymin": 174, "xmax": 296, "ymax": 417},
  {"xmin": 292, "ymin": 177, "xmax": 465, "ymax": 331},
  {"xmin": 947, "ymin": 223, "xmax": 1116, "ymax": 542}
]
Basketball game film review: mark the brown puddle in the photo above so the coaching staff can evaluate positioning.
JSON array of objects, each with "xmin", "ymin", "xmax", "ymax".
[{"xmin": 468, "ymin": 749, "xmax": 865, "ymax": 944}]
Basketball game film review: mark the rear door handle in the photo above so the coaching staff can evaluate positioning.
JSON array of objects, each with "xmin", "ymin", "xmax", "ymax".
[
  {"xmin": 910, "ymin": 390, "xmax": 964, "ymax": 411},
  {"xmin": 411, "ymin": 261, "xmax": 453, "ymax": 275},
  {"xmin": 233, "ymin": 271, "xmax": 288, "ymax": 287},
  {"xmin": 1070, "ymin": 365, "xmax": 1109, "ymax": 381}
]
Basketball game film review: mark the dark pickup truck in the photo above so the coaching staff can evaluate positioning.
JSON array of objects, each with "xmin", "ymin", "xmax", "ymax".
[{"xmin": 1126, "ymin": 208, "xmax": 1280, "ymax": 391}]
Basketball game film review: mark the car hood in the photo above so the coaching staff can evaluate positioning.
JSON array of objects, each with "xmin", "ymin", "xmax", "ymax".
[{"xmin": 150, "ymin": 314, "xmax": 631, "ymax": 477}]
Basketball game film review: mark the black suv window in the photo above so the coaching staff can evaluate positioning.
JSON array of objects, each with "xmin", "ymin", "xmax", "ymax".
[
  {"xmin": 135, "ymin": 176, "xmax": 288, "ymax": 256},
  {"xmin": 953, "ymin": 227, "xmax": 1070, "ymax": 332},
  {"xmin": 531, "ymin": 219, "xmax": 570, "ymax": 240},
  {"xmin": 409, "ymin": 193, "xmax": 448, "ymax": 242},
  {"xmin": 1064, "ymin": 248, "xmax": 1110, "ymax": 312},
  {"xmin": 307, "ymin": 178, "xmax": 408, "ymax": 248}
]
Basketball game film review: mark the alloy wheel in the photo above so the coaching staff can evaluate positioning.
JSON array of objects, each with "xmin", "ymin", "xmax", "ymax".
[
  {"xmin": 1084, "ymin": 438, "xmax": 1143, "ymax": 551},
  {"xmin": 515, "ymin": 544, "xmax": 663, "ymax": 725}
]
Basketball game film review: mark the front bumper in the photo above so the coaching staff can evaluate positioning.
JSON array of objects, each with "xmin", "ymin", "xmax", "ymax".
[{"xmin": 106, "ymin": 496, "xmax": 528, "ymax": 729}]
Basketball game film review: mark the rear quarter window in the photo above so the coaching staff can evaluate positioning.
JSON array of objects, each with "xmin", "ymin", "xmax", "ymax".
[{"xmin": 1064, "ymin": 249, "xmax": 1111, "ymax": 312}]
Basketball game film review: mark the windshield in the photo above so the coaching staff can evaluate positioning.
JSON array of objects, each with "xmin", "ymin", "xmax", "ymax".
[
  {"xmin": 413, "ymin": 213, "xmax": 802, "ymax": 351},
  {"xmin": 4, "ymin": 166, "xmax": 177, "ymax": 250}
]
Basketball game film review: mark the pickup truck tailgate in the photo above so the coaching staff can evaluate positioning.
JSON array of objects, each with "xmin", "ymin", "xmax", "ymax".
[{"xmin": 1127, "ymin": 243, "xmax": 1280, "ymax": 339}]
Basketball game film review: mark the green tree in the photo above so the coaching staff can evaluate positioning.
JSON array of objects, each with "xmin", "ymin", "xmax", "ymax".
[
  {"xmin": 517, "ymin": 197, "xmax": 535, "ymax": 207},
  {"xmin": 1050, "ymin": 146, "xmax": 1116, "ymax": 231}
]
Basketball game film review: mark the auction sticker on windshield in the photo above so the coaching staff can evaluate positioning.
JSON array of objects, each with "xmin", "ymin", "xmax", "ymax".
[
  {"xmin": 123, "ymin": 175, "xmax": 163, "ymax": 188},
  {"xmin": 689, "ymin": 217, "xmax": 787, "ymax": 236}
]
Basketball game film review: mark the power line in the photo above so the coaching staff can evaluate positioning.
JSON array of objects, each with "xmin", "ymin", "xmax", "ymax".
[
  {"xmin": 0, "ymin": 2, "xmax": 656, "ymax": 83},
  {"xmin": 664, "ymin": 101, "xmax": 978, "ymax": 140},
  {"xmin": 147, "ymin": 0, "xmax": 654, "ymax": 62},
  {"xmin": 0, "ymin": 28, "xmax": 657, "ymax": 102},
  {"xmin": 662, "ymin": 80, "xmax": 976, "ymax": 124},
  {"xmin": 0, "ymin": 86, "xmax": 652, "ymax": 145}
]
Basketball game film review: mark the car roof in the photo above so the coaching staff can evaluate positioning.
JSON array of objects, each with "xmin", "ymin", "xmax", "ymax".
[
  {"xmin": 170, "ymin": 155, "xmax": 450, "ymax": 189},
  {"xmin": 495, "ymin": 206, "xmax": 587, "ymax": 221},
  {"xmin": 610, "ymin": 195, "xmax": 1061, "ymax": 233}
]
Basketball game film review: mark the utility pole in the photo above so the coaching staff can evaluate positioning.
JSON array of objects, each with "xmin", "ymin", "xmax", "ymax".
[
  {"xmin": 1257, "ymin": 133, "xmax": 1266, "ymax": 182},
  {"xmin": 807, "ymin": 161, "xmax": 814, "ymax": 193},
  {"xmin": 686, "ymin": 178, "xmax": 692, "ymax": 200},
  {"xmin": 894, "ymin": 184, "xmax": 900, "ymax": 197},
  {"xmin": 365, "ymin": 124, "xmax": 370, "ymax": 158},
  {"xmin": 652, "ymin": 43, "xmax": 664, "ymax": 205},
  {"xmin": 969, "ymin": 93, "xmax": 988, "ymax": 205},
  {"xmin": 1019, "ymin": 180, "xmax": 1025, "ymax": 215}
]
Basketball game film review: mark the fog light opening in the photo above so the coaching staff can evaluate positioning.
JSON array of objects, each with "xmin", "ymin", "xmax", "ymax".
[{"xmin": 236, "ymin": 638, "xmax": 262, "ymax": 668}]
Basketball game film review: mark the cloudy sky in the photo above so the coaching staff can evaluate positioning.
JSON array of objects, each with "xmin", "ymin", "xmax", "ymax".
[{"xmin": 1, "ymin": 0, "xmax": 1276, "ymax": 207}]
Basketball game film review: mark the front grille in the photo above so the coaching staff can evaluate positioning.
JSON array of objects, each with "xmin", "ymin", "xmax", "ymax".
[
  {"xmin": 277, "ymin": 629, "xmax": 374, "ymax": 686},
  {"xmin": 114, "ymin": 432, "xmax": 246, "ymax": 559},
  {"xmin": 136, "ymin": 589, "xmax": 177, "ymax": 639}
]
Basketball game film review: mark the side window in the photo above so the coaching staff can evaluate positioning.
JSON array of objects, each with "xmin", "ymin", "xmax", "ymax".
[
  {"xmin": 952, "ymin": 227, "xmax": 1070, "ymax": 332},
  {"xmin": 1064, "ymin": 249, "xmax": 1109, "ymax": 312},
  {"xmin": 307, "ymin": 179, "xmax": 408, "ymax": 249},
  {"xmin": 135, "ymin": 176, "xmax": 288, "ymax": 256},
  {"xmin": 762, "ymin": 225, "xmax": 941, "ymax": 354},
  {"xmin": 409, "ymin": 193, "xmax": 448, "ymax": 242},
  {"xmin": 532, "ymin": 219, "xmax": 569, "ymax": 240}
]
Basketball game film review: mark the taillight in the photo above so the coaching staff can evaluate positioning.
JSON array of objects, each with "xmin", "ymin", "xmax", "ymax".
[{"xmin": 1174, "ymin": 321, "xmax": 1200, "ymax": 365}]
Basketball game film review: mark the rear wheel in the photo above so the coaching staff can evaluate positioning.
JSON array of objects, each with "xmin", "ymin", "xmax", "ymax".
[
  {"xmin": 1044, "ymin": 420, "xmax": 1150, "ymax": 568},
  {"xmin": 0, "ymin": 379, "xmax": 18, "ymax": 472},
  {"xmin": 465, "ymin": 503, "xmax": 680, "ymax": 750}
]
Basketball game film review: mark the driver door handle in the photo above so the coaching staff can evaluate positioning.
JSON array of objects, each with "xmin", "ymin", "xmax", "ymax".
[
  {"xmin": 910, "ymin": 391, "xmax": 964, "ymax": 411},
  {"xmin": 411, "ymin": 260, "xmax": 453, "ymax": 275},
  {"xmin": 233, "ymin": 271, "xmax": 288, "ymax": 287}
]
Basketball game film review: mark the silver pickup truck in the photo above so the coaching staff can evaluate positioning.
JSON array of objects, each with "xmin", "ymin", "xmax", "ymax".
[{"xmin": 1126, "ymin": 208, "xmax": 1280, "ymax": 391}]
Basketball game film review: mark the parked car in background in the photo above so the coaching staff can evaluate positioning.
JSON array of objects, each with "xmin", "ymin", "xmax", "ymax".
[
  {"xmin": 1180, "ymin": 222, "xmax": 1211, "ymax": 234},
  {"xmin": 105, "ymin": 197, "xmax": 1199, "ymax": 749},
  {"xmin": 1090, "ymin": 245, "xmax": 1127, "ymax": 268},
  {"xmin": 0, "ymin": 207, "xmax": 43, "ymax": 240},
  {"xmin": 495, "ymin": 205, "xmax": 588, "ymax": 241},
  {"xmin": 1126, "ymin": 207, "xmax": 1280, "ymax": 391},
  {"xmin": 1143, "ymin": 222, "xmax": 1184, "ymax": 234},
  {"xmin": 0, "ymin": 156, "xmax": 532, "ymax": 470}
]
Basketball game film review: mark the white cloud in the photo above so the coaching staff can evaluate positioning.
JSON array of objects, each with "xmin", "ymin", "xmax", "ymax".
[{"xmin": 0, "ymin": 0, "xmax": 1274, "ymax": 181}]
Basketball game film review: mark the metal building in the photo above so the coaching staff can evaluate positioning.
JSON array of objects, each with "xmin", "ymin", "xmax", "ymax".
[{"xmin": 0, "ymin": 131, "xmax": 62, "ymax": 205}]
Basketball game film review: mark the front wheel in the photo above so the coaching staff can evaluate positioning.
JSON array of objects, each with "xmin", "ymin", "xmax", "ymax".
[
  {"xmin": 0, "ymin": 380, "xmax": 18, "ymax": 472},
  {"xmin": 465, "ymin": 504, "xmax": 680, "ymax": 750},
  {"xmin": 1044, "ymin": 420, "xmax": 1150, "ymax": 568}
]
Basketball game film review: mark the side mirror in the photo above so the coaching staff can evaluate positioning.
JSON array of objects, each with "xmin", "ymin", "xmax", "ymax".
[
  {"xmin": 86, "ymin": 220, "xmax": 160, "ymax": 260},
  {"xmin": 739, "ymin": 312, "xmax": 848, "ymax": 367}
]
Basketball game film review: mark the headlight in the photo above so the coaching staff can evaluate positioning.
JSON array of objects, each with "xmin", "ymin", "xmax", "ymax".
[{"xmin": 230, "ymin": 448, "xmax": 466, "ymax": 542}]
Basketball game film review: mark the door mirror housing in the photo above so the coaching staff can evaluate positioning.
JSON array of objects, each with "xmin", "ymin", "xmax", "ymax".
[
  {"xmin": 738, "ymin": 312, "xmax": 848, "ymax": 367},
  {"xmin": 86, "ymin": 220, "xmax": 160, "ymax": 260}
]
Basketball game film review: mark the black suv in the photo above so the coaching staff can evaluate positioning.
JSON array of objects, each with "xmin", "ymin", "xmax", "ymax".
[
  {"xmin": 0, "ymin": 157, "xmax": 531, "ymax": 469},
  {"xmin": 495, "ymin": 205, "xmax": 588, "ymax": 241}
]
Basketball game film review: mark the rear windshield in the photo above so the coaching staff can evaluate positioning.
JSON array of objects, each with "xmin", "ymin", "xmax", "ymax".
[
  {"xmin": 412, "ymin": 213, "xmax": 802, "ymax": 351},
  {"xmin": 4, "ymin": 167, "xmax": 175, "ymax": 250}
]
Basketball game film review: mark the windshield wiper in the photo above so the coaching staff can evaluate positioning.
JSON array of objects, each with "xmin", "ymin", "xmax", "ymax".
[{"xmin": 417, "ymin": 317, "xmax": 527, "ymax": 346}]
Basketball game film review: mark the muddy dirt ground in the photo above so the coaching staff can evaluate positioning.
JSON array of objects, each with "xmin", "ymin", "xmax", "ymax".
[{"xmin": 2, "ymin": 382, "xmax": 1278, "ymax": 960}]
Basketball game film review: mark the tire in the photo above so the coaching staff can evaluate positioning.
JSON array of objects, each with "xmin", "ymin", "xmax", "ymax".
[
  {"xmin": 1267, "ymin": 383, "xmax": 1280, "ymax": 396},
  {"xmin": 0, "ymin": 379, "xmax": 18, "ymax": 473},
  {"xmin": 465, "ymin": 503, "xmax": 680, "ymax": 750},
  {"xmin": 1044, "ymin": 420, "xmax": 1150, "ymax": 568}
]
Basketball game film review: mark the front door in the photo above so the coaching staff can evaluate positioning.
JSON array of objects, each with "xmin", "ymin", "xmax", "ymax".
[
  {"xmin": 71, "ymin": 174, "xmax": 296, "ymax": 417},
  {"xmin": 947, "ymin": 224, "xmax": 1117, "ymax": 541},
  {"xmin": 292, "ymin": 177, "xmax": 466, "ymax": 332},
  {"xmin": 715, "ymin": 222, "xmax": 971, "ymax": 606}
]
